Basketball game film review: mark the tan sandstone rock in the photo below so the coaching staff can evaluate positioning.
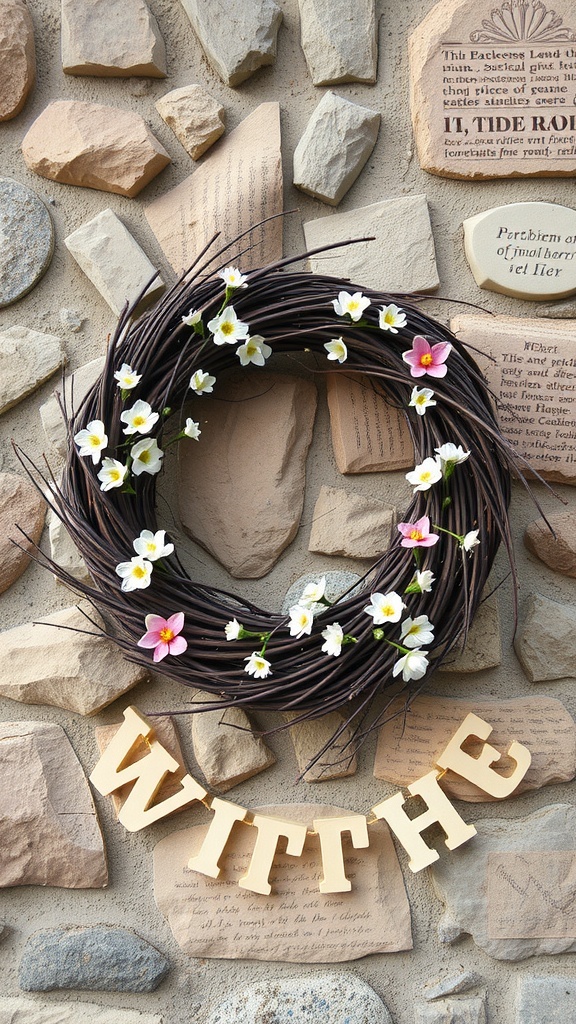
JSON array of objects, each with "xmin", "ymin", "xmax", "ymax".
[
  {"xmin": 179, "ymin": 0, "xmax": 282, "ymax": 87},
  {"xmin": 0, "ymin": 0, "xmax": 35, "ymax": 121},
  {"xmin": 297, "ymin": 0, "xmax": 377, "ymax": 85},
  {"xmin": 61, "ymin": 0, "xmax": 166, "ymax": 77},
  {"xmin": 308, "ymin": 485, "xmax": 395, "ymax": 559},
  {"xmin": 40, "ymin": 355, "xmax": 105, "ymax": 455},
  {"xmin": 283, "ymin": 711, "xmax": 357, "ymax": 781},
  {"xmin": 0, "ymin": 720, "xmax": 107, "ymax": 888},
  {"xmin": 439, "ymin": 592, "xmax": 501, "ymax": 674},
  {"xmin": 0, "ymin": 601, "xmax": 148, "ymax": 715},
  {"xmin": 48, "ymin": 508, "xmax": 91, "ymax": 586},
  {"xmin": 22, "ymin": 100, "xmax": 170, "ymax": 197},
  {"xmin": 191, "ymin": 691, "xmax": 275, "ymax": 792},
  {"xmin": 514, "ymin": 593, "xmax": 576, "ymax": 683},
  {"xmin": 524, "ymin": 510, "xmax": 576, "ymax": 578},
  {"xmin": 326, "ymin": 373, "xmax": 414, "ymax": 474},
  {"xmin": 179, "ymin": 372, "xmax": 317, "ymax": 578},
  {"xmin": 0, "ymin": 472, "xmax": 45, "ymax": 595},
  {"xmin": 0, "ymin": 997, "xmax": 161, "ymax": 1022},
  {"xmin": 155, "ymin": 84, "xmax": 225, "ymax": 160},
  {"xmin": 0, "ymin": 325, "xmax": 64, "ymax": 415}
]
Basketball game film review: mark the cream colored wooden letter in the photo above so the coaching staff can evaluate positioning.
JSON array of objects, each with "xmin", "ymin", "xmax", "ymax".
[
  {"xmin": 188, "ymin": 798, "xmax": 248, "ymax": 878},
  {"xmin": 435, "ymin": 712, "xmax": 531, "ymax": 798},
  {"xmin": 238, "ymin": 814, "xmax": 308, "ymax": 895},
  {"xmin": 313, "ymin": 815, "xmax": 370, "ymax": 893}
]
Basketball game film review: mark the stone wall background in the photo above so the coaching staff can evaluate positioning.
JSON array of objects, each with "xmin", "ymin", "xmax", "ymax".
[{"xmin": 1, "ymin": 0, "xmax": 575, "ymax": 1020}]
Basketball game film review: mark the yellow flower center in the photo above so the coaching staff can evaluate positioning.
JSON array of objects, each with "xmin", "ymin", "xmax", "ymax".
[
  {"xmin": 133, "ymin": 415, "xmax": 146, "ymax": 427},
  {"xmin": 410, "ymin": 529, "xmax": 424, "ymax": 541},
  {"xmin": 109, "ymin": 468, "xmax": 121, "ymax": 481},
  {"xmin": 88, "ymin": 434, "xmax": 101, "ymax": 447},
  {"xmin": 415, "ymin": 395, "xmax": 427, "ymax": 405},
  {"xmin": 159, "ymin": 627, "xmax": 174, "ymax": 643},
  {"xmin": 348, "ymin": 300, "xmax": 359, "ymax": 311},
  {"xmin": 381, "ymin": 604, "xmax": 395, "ymax": 617},
  {"xmin": 384, "ymin": 312, "xmax": 395, "ymax": 324},
  {"xmin": 221, "ymin": 321, "xmax": 234, "ymax": 335},
  {"xmin": 420, "ymin": 352, "xmax": 433, "ymax": 366},
  {"xmin": 420, "ymin": 471, "xmax": 432, "ymax": 482},
  {"xmin": 139, "ymin": 450, "xmax": 150, "ymax": 464},
  {"xmin": 133, "ymin": 565, "xmax": 147, "ymax": 579},
  {"xmin": 146, "ymin": 543, "xmax": 156, "ymax": 553}
]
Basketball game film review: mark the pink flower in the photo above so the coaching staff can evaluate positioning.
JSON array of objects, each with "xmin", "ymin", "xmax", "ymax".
[
  {"xmin": 402, "ymin": 336, "xmax": 452, "ymax": 378},
  {"xmin": 137, "ymin": 612, "xmax": 188, "ymax": 663},
  {"xmin": 397, "ymin": 516, "xmax": 440, "ymax": 548}
]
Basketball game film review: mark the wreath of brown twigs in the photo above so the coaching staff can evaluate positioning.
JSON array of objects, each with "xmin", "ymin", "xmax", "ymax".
[{"xmin": 18, "ymin": 230, "xmax": 531, "ymax": 765}]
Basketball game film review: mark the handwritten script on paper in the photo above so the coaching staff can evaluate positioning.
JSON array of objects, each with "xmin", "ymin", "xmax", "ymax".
[
  {"xmin": 488, "ymin": 851, "xmax": 576, "ymax": 938},
  {"xmin": 153, "ymin": 804, "xmax": 412, "ymax": 963},
  {"xmin": 326, "ymin": 373, "xmax": 414, "ymax": 474}
]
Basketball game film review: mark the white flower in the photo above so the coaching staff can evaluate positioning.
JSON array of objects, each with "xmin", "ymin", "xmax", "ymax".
[
  {"xmin": 235, "ymin": 335, "xmax": 272, "ymax": 367},
  {"xmin": 207, "ymin": 306, "xmax": 250, "ymax": 346},
  {"xmin": 332, "ymin": 290, "xmax": 370, "ymax": 322},
  {"xmin": 74, "ymin": 420, "xmax": 108, "ymax": 464},
  {"xmin": 133, "ymin": 529, "xmax": 174, "ymax": 561},
  {"xmin": 405, "ymin": 457, "xmax": 443, "ymax": 492},
  {"xmin": 120, "ymin": 399, "xmax": 159, "ymax": 436},
  {"xmin": 321, "ymin": 622, "xmax": 344, "ymax": 657},
  {"xmin": 131, "ymin": 437, "xmax": 164, "ymax": 476},
  {"xmin": 244, "ymin": 651, "xmax": 272, "ymax": 678},
  {"xmin": 97, "ymin": 457, "xmax": 128, "ymax": 491},
  {"xmin": 184, "ymin": 418, "xmax": 201, "ymax": 440},
  {"xmin": 288, "ymin": 604, "xmax": 314, "ymax": 639},
  {"xmin": 364, "ymin": 591, "xmax": 405, "ymax": 625},
  {"xmin": 393, "ymin": 648, "xmax": 429, "ymax": 682},
  {"xmin": 225, "ymin": 618, "xmax": 242, "ymax": 641},
  {"xmin": 400, "ymin": 615, "xmax": 435, "ymax": 649},
  {"xmin": 182, "ymin": 308, "xmax": 202, "ymax": 327},
  {"xmin": 461, "ymin": 530, "xmax": 480, "ymax": 552},
  {"xmin": 300, "ymin": 577, "xmax": 327, "ymax": 608},
  {"xmin": 409, "ymin": 386, "xmax": 436, "ymax": 416},
  {"xmin": 324, "ymin": 338, "xmax": 348, "ymax": 363},
  {"xmin": 114, "ymin": 363, "xmax": 141, "ymax": 390},
  {"xmin": 379, "ymin": 304, "xmax": 407, "ymax": 333},
  {"xmin": 190, "ymin": 369, "xmax": 216, "ymax": 395},
  {"xmin": 218, "ymin": 266, "xmax": 248, "ymax": 290},
  {"xmin": 115, "ymin": 555, "xmax": 153, "ymax": 592},
  {"xmin": 414, "ymin": 570, "xmax": 435, "ymax": 593},
  {"xmin": 435, "ymin": 442, "xmax": 470, "ymax": 467}
]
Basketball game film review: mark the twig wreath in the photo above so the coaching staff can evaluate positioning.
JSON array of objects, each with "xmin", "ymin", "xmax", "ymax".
[{"xmin": 23, "ymin": 231, "xmax": 528, "ymax": 757}]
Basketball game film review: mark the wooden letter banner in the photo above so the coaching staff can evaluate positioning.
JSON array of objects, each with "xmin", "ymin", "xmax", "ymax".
[{"xmin": 90, "ymin": 707, "xmax": 531, "ymax": 895}]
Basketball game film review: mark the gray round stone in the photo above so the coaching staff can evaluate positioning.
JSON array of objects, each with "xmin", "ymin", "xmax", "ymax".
[
  {"xmin": 207, "ymin": 972, "xmax": 393, "ymax": 1023},
  {"xmin": 282, "ymin": 570, "xmax": 364, "ymax": 614},
  {"xmin": 0, "ymin": 178, "xmax": 54, "ymax": 308}
]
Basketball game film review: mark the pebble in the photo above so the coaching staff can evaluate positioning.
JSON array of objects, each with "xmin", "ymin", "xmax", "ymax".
[
  {"xmin": 0, "ymin": 472, "xmax": 46, "ymax": 595},
  {"xmin": 0, "ymin": 325, "xmax": 64, "ymax": 415},
  {"xmin": 206, "ymin": 972, "xmax": 393, "ymax": 1023},
  {"xmin": 294, "ymin": 91, "xmax": 380, "ymax": 205},
  {"xmin": 0, "ymin": 178, "xmax": 54, "ymax": 308},
  {"xmin": 0, "ymin": 0, "xmax": 35, "ymax": 120},
  {"xmin": 524, "ymin": 510, "xmax": 576, "ymax": 578},
  {"xmin": 423, "ymin": 972, "xmax": 483, "ymax": 1000},
  {"xmin": 414, "ymin": 996, "xmax": 486, "ymax": 1023},
  {"xmin": 308, "ymin": 485, "xmax": 395, "ymax": 558},
  {"xmin": 155, "ymin": 84, "xmax": 225, "ymax": 160},
  {"xmin": 59, "ymin": 307, "xmax": 84, "ymax": 332},
  {"xmin": 298, "ymin": 0, "xmax": 377, "ymax": 85},
  {"xmin": 19, "ymin": 926, "xmax": 169, "ymax": 992},
  {"xmin": 191, "ymin": 691, "xmax": 276, "ymax": 792},
  {"xmin": 179, "ymin": 0, "xmax": 282, "ymax": 86},
  {"xmin": 514, "ymin": 592, "xmax": 576, "ymax": 683},
  {"xmin": 61, "ymin": 0, "xmax": 166, "ymax": 77}
]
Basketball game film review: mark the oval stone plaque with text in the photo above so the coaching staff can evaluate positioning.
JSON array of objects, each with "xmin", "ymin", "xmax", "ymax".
[
  {"xmin": 410, "ymin": 0, "xmax": 576, "ymax": 179},
  {"xmin": 463, "ymin": 202, "xmax": 576, "ymax": 298}
]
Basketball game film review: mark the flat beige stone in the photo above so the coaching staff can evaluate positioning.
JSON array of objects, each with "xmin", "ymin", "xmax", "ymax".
[
  {"xmin": 145, "ymin": 102, "xmax": 282, "ymax": 272},
  {"xmin": 0, "ymin": 472, "xmax": 45, "ymax": 595},
  {"xmin": 0, "ymin": 601, "xmax": 148, "ymax": 715},
  {"xmin": 283, "ymin": 711, "xmax": 357, "ymax": 781},
  {"xmin": 47, "ymin": 508, "xmax": 91, "ymax": 585},
  {"xmin": 0, "ymin": 721, "xmax": 107, "ymax": 888},
  {"xmin": 298, "ymin": 0, "xmax": 377, "ymax": 85},
  {"xmin": 0, "ymin": 325, "xmax": 64, "ymax": 415},
  {"xmin": 524, "ymin": 509, "xmax": 576, "ymax": 576},
  {"xmin": 22, "ymin": 100, "xmax": 170, "ymax": 197},
  {"xmin": 304, "ymin": 195, "xmax": 439, "ymax": 292},
  {"xmin": 464, "ymin": 202, "xmax": 576, "ymax": 299},
  {"xmin": 308, "ymin": 486, "xmax": 395, "ymax": 558},
  {"xmin": 61, "ymin": 0, "xmax": 166, "ymax": 77},
  {"xmin": 155, "ymin": 84, "xmax": 225, "ymax": 160},
  {"xmin": 40, "ymin": 355, "xmax": 105, "ymax": 456},
  {"xmin": 154, "ymin": 802, "xmax": 412, "ymax": 961},
  {"xmin": 179, "ymin": 372, "xmax": 317, "ymax": 578},
  {"xmin": 450, "ymin": 314, "xmax": 576, "ymax": 485},
  {"xmin": 326, "ymin": 373, "xmax": 414, "ymax": 474},
  {"xmin": 409, "ymin": 0, "xmax": 576, "ymax": 180},
  {"xmin": 191, "ymin": 692, "xmax": 275, "ymax": 792},
  {"xmin": 0, "ymin": 0, "xmax": 35, "ymax": 121},
  {"xmin": 96, "ymin": 715, "xmax": 188, "ymax": 816},
  {"xmin": 179, "ymin": 0, "xmax": 282, "ymax": 86},
  {"xmin": 374, "ymin": 695, "xmax": 576, "ymax": 802},
  {"xmin": 515, "ymin": 592, "xmax": 576, "ymax": 682},
  {"xmin": 0, "ymin": 997, "xmax": 162, "ymax": 1022},
  {"xmin": 439, "ymin": 592, "xmax": 501, "ymax": 674}
]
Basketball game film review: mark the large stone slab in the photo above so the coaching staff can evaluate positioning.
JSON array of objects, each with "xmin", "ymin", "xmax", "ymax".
[
  {"xmin": 64, "ymin": 208, "xmax": 164, "ymax": 317},
  {"xmin": 40, "ymin": 355, "xmax": 105, "ymax": 456},
  {"xmin": 95, "ymin": 715, "xmax": 188, "ymax": 817},
  {"xmin": 62, "ymin": 0, "xmax": 166, "ymax": 77},
  {"xmin": 155, "ymin": 84, "xmax": 225, "ymax": 160},
  {"xmin": 145, "ymin": 102, "xmax": 282, "ymax": 273},
  {"xmin": 374, "ymin": 695, "xmax": 576, "ymax": 801},
  {"xmin": 450, "ymin": 314, "xmax": 576, "ymax": 485},
  {"xmin": 0, "ymin": 0, "xmax": 35, "ymax": 120},
  {"xmin": 308, "ymin": 485, "xmax": 395, "ymax": 558},
  {"xmin": 431, "ymin": 803, "xmax": 576, "ymax": 960},
  {"xmin": 516, "ymin": 976, "xmax": 576, "ymax": 1023},
  {"xmin": 0, "ymin": 325, "xmax": 64, "ymax": 415},
  {"xmin": 464, "ymin": 202, "xmax": 576, "ymax": 300},
  {"xmin": 293, "ymin": 92, "xmax": 380, "ymax": 206},
  {"xmin": 297, "ymin": 0, "xmax": 377, "ymax": 85},
  {"xmin": 179, "ymin": 0, "xmax": 282, "ymax": 86},
  {"xmin": 22, "ymin": 100, "xmax": 170, "ymax": 197},
  {"xmin": 304, "ymin": 195, "xmax": 439, "ymax": 292},
  {"xmin": 0, "ymin": 601, "xmax": 148, "ymax": 715},
  {"xmin": 514, "ymin": 592, "xmax": 576, "ymax": 682},
  {"xmin": 179, "ymin": 372, "xmax": 317, "ymax": 578},
  {"xmin": 326, "ymin": 373, "xmax": 414, "ymax": 474},
  {"xmin": 191, "ymin": 692, "xmax": 275, "ymax": 791},
  {"xmin": 409, "ymin": 0, "xmax": 576, "ymax": 180},
  {"xmin": 283, "ymin": 711, "xmax": 357, "ymax": 781},
  {"xmin": 524, "ymin": 510, "xmax": 576, "ymax": 574},
  {"xmin": 154, "ymin": 803, "xmax": 412, "ymax": 961},
  {"xmin": 0, "ymin": 997, "xmax": 162, "ymax": 1023},
  {"xmin": 0, "ymin": 472, "xmax": 45, "ymax": 595},
  {"xmin": 0, "ymin": 178, "xmax": 54, "ymax": 308},
  {"xmin": 206, "ymin": 972, "xmax": 392, "ymax": 1023},
  {"xmin": 0, "ymin": 720, "xmax": 107, "ymax": 888},
  {"xmin": 19, "ymin": 926, "xmax": 169, "ymax": 991}
]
